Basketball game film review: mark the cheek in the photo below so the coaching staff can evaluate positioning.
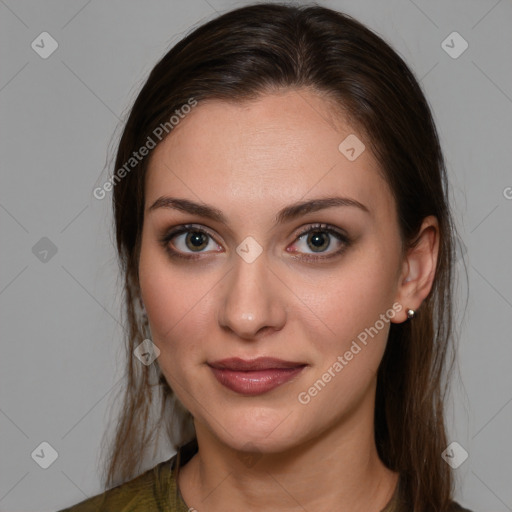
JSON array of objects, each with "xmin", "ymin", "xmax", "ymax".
[
  {"xmin": 309, "ymin": 249, "xmax": 397, "ymax": 332},
  {"xmin": 138, "ymin": 239, "xmax": 216, "ymax": 365},
  {"xmin": 293, "ymin": 265, "xmax": 395, "ymax": 417},
  {"xmin": 300, "ymin": 246, "xmax": 399, "ymax": 377}
]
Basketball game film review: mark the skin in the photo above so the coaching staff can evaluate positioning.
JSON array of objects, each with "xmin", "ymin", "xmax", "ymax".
[{"xmin": 138, "ymin": 88, "xmax": 439, "ymax": 512}]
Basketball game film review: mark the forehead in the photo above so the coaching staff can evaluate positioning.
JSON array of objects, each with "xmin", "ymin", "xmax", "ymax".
[{"xmin": 145, "ymin": 89, "xmax": 394, "ymax": 222}]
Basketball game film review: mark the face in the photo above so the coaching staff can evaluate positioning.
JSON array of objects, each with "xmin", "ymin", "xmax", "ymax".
[{"xmin": 138, "ymin": 88, "xmax": 406, "ymax": 453}]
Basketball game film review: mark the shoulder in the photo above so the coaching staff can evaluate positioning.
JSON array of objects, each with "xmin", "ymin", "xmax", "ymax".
[
  {"xmin": 449, "ymin": 501, "xmax": 474, "ymax": 512},
  {"xmin": 56, "ymin": 455, "xmax": 177, "ymax": 512}
]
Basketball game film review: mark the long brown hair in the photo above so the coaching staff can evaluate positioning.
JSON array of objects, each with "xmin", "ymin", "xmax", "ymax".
[{"xmin": 101, "ymin": 3, "xmax": 464, "ymax": 510}]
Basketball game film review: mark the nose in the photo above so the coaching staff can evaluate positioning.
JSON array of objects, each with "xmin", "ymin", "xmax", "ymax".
[{"xmin": 218, "ymin": 252, "xmax": 287, "ymax": 340}]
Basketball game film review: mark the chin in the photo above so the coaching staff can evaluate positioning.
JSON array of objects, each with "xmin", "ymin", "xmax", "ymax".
[
  {"xmin": 205, "ymin": 407, "xmax": 307, "ymax": 454},
  {"xmin": 226, "ymin": 432, "xmax": 297, "ymax": 455}
]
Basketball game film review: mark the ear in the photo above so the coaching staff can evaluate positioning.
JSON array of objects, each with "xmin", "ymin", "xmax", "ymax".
[{"xmin": 391, "ymin": 215, "xmax": 440, "ymax": 323}]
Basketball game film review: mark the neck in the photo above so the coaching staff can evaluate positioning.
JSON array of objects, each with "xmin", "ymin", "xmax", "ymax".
[{"xmin": 178, "ymin": 389, "xmax": 399, "ymax": 512}]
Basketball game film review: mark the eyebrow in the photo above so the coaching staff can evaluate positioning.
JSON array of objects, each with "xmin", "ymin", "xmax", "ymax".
[{"xmin": 148, "ymin": 195, "xmax": 370, "ymax": 224}]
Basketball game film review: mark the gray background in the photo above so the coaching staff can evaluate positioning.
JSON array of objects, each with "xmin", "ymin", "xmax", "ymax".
[{"xmin": 1, "ymin": 1, "xmax": 511, "ymax": 510}]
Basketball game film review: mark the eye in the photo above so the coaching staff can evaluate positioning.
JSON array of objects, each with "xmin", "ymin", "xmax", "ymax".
[
  {"xmin": 159, "ymin": 224, "xmax": 222, "ymax": 260},
  {"xmin": 287, "ymin": 223, "xmax": 350, "ymax": 260}
]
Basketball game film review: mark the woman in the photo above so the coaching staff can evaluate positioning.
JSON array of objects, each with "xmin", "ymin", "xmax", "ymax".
[{"xmin": 58, "ymin": 3, "xmax": 473, "ymax": 511}]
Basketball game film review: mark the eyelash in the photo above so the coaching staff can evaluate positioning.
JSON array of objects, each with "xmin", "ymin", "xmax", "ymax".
[{"xmin": 159, "ymin": 223, "xmax": 351, "ymax": 262}]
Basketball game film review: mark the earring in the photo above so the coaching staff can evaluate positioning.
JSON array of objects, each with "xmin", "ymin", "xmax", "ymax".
[{"xmin": 406, "ymin": 309, "xmax": 415, "ymax": 319}]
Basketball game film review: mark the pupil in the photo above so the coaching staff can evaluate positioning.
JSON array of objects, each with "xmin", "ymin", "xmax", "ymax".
[
  {"xmin": 187, "ymin": 232, "xmax": 207, "ymax": 250},
  {"xmin": 309, "ymin": 231, "xmax": 329, "ymax": 252}
]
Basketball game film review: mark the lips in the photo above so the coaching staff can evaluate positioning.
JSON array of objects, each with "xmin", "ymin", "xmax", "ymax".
[
  {"xmin": 208, "ymin": 357, "xmax": 306, "ymax": 371},
  {"xmin": 208, "ymin": 357, "xmax": 307, "ymax": 395}
]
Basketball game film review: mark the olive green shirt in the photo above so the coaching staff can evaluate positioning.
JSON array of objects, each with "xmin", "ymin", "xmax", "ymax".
[{"xmin": 57, "ymin": 439, "xmax": 473, "ymax": 511}]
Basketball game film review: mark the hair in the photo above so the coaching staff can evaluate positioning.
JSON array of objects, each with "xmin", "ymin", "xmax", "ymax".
[{"xmin": 101, "ymin": 3, "xmax": 465, "ymax": 510}]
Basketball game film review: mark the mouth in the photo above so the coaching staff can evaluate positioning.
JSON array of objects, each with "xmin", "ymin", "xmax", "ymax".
[{"xmin": 207, "ymin": 357, "xmax": 307, "ymax": 396}]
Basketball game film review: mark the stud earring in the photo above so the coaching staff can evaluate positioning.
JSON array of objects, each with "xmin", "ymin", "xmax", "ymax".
[{"xmin": 406, "ymin": 309, "xmax": 415, "ymax": 319}]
